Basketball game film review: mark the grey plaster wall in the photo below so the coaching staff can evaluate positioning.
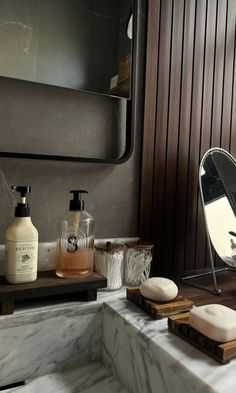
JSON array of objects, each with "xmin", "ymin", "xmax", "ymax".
[
  {"xmin": 0, "ymin": 77, "xmax": 142, "ymax": 243},
  {"xmin": 0, "ymin": 0, "xmax": 146, "ymax": 244}
]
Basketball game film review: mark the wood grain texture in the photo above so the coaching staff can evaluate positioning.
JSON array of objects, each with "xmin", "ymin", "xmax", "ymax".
[
  {"xmin": 0, "ymin": 271, "xmax": 107, "ymax": 314},
  {"xmin": 140, "ymin": 0, "xmax": 236, "ymax": 274},
  {"xmin": 168, "ymin": 312, "xmax": 236, "ymax": 364},
  {"xmin": 126, "ymin": 287, "xmax": 193, "ymax": 319},
  {"xmin": 140, "ymin": 0, "xmax": 161, "ymax": 241}
]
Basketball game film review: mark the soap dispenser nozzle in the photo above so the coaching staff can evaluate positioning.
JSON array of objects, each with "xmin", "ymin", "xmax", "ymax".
[
  {"xmin": 11, "ymin": 186, "xmax": 31, "ymax": 217},
  {"xmin": 11, "ymin": 186, "xmax": 31, "ymax": 204},
  {"xmin": 69, "ymin": 190, "xmax": 88, "ymax": 211}
]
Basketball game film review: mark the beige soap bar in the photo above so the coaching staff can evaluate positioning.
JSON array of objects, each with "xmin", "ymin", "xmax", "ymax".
[
  {"xmin": 140, "ymin": 277, "xmax": 178, "ymax": 302},
  {"xmin": 190, "ymin": 304, "xmax": 236, "ymax": 342}
]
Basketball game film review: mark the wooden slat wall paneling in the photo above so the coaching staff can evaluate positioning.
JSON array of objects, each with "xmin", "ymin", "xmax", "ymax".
[
  {"xmin": 152, "ymin": 0, "xmax": 173, "ymax": 274},
  {"xmin": 210, "ymin": 0, "xmax": 228, "ymax": 268},
  {"xmin": 163, "ymin": 0, "xmax": 185, "ymax": 273},
  {"xmin": 211, "ymin": 0, "xmax": 227, "ymax": 147},
  {"xmin": 140, "ymin": 0, "xmax": 161, "ymax": 241},
  {"xmin": 221, "ymin": 0, "xmax": 236, "ymax": 151},
  {"xmin": 195, "ymin": 0, "xmax": 217, "ymax": 270},
  {"xmin": 175, "ymin": 0, "xmax": 196, "ymax": 272},
  {"xmin": 185, "ymin": 0, "xmax": 207, "ymax": 271},
  {"xmin": 140, "ymin": 0, "xmax": 236, "ymax": 275}
]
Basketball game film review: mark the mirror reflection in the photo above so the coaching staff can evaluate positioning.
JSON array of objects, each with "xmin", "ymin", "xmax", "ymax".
[
  {"xmin": 200, "ymin": 149, "xmax": 236, "ymax": 267},
  {"xmin": 0, "ymin": 0, "xmax": 132, "ymax": 98}
]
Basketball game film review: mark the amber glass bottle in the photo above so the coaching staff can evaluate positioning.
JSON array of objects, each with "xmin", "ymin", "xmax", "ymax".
[{"xmin": 56, "ymin": 190, "xmax": 95, "ymax": 278}]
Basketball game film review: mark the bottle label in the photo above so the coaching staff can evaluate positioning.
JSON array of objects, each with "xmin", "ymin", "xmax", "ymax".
[
  {"xmin": 6, "ymin": 240, "xmax": 38, "ymax": 275},
  {"xmin": 59, "ymin": 228, "xmax": 87, "ymax": 255},
  {"xmin": 67, "ymin": 234, "xmax": 79, "ymax": 253}
]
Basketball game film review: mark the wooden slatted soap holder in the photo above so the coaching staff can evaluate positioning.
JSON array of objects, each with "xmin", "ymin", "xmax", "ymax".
[
  {"xmin": 168, "ymin": 312, "xmax": 236, "ymax": 364},
  {"xmin": 0, "ymin": 271, "xmax": 107, "ymax": 315},
  {"xmin": 126, "ymin": 287, "xmax": 193, "ymax": 319}
]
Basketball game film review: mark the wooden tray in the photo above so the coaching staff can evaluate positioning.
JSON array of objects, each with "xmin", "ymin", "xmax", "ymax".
[
  {"xmin": 0, "ymin": 271, "xmax": 107, "ymax": 315},
  {"xmin": 168, "ymin": 312, "xmax": 236, "ymax": 364},
  {"xmin": 126, "ymin": 287, "xmax": 193, "ymax": 319}
]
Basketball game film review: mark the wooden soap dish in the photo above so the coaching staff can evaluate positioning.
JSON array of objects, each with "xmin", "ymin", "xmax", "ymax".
[
  {"xmin": 168, "ymin": 312, "xmax": 236, "ymax": 364},
  {"xmin": 0, "ymin": 271, "xmax": 107, "ymax": 315},
  {"xmin": 126, "ymin": 287, "xmax": 193, "ymax": 319}
]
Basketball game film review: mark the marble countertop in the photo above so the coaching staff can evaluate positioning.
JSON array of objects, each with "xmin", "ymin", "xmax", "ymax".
[
  {"xmin": 1, "ymin": 289, "xmax": 236, "ymax": 393},
  {"xmin": 103, "ymin": 298, "xmax": 236, "ymax": 393}
]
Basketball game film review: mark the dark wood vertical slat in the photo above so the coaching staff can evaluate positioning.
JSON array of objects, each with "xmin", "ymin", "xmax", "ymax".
[
  {"xmin": 195, "ymin": 0, "xmax": 217, "ymax": 270},
  {"xmin": 211, "ymin": 0, "xmax": 228, "ymax": 267},
  {"xmin": 211, "ymin": 0, "xmax": 228, "ymax": 147},
  {"xmin": 221, "ymin": 0, "xmax": 236, "ymax": 151},
  {"xmin": 163, "ymin": 0, "xmax": 185, "ymax": 273},
  {"xmin": 174, "ymin": 0, "xmax": 196, "ymax": 272},
  {"xmin": 152, "ymin": 0, "xmax": 173, "ymax": 274},
  {"xmin": 139, "ymin": 0, "xmax": 161, "ymax": 241},
  {"xmin": 185, "ymin": 0, "xmax": 207, "ymax": 271}
]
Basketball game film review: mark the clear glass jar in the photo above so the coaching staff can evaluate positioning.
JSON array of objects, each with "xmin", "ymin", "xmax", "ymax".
[
  {"xmin": 94, "ymin": 242, "xmax": 124, "ymax": 290},
  {"xmin": 124, "ymin": 241, "xmax": 153, "ymax": 286}
]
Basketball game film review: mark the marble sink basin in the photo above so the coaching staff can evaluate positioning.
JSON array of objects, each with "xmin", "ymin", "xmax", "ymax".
[
  {"xmin": 5, "ymin": 360, "xmax": 129, "ymax": 393},
  {"xmin": 0, "ymin": 290, "xmax": 235, "ymax": 393}
]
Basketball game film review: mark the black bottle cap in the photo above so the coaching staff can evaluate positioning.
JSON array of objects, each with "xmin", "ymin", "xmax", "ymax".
[
  {"xmin": 15, "ymin": 204, "xmax": 30, "ymax": 217},
  {"xmin": 69, "ymin": 190, "xmax": 88, "ymax": 211},
  {"xmin": 12, "ymin": 186, "xmax": 31, "ymax": 217}
]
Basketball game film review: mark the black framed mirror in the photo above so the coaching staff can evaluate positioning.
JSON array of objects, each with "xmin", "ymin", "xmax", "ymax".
[
  {"xmin": 0, "ymin": 0, "xmax": 132, "ymax": 98},
  {"xmin": 182, "ymin": 148, "xmax": 236, "ymax": 294},
  {"xmin": 0, "ymin": 0, "xmax": 146, "ymax": 164}
]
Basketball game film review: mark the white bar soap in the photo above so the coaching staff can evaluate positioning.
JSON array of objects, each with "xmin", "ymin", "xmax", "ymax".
[
  {"xmin": 190, "ymin": 304, "xmax": 236, "ymax": 342},
  {"xmin": 140, "ymin": 277, "xmax": 178, "ymax": 301}
]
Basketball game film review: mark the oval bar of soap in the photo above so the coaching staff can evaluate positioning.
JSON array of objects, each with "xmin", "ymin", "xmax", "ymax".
[
  {"xmin": 140, "ymin": 277, "xmax": 178, "ymax": 302},
  {"xmin": 190, "ymin": 304, "xmax": 236, "ymax": 342}
]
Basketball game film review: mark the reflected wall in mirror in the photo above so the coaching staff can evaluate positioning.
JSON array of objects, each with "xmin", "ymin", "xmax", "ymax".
[
  {"xmin": 200, "ymin": 148, "xmax": 236, "ymax": 268},
  {"xmin": 0, "ymin": 0, "xmax": 132, "ymax": 97}
]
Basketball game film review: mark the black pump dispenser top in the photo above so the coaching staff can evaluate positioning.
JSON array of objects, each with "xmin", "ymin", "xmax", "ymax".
[
  {"xmin": 69, "ymin": 190, "xmax": 88, "ymax": 211},
  {"xmin": 12, "ymin": 186, "xmax": 31, "ymax": 217}
]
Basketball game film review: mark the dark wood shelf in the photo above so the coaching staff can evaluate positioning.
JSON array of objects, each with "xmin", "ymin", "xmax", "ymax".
[
  {"xmin": 0, "ymin": 271, "xmax": 107, "ymax": 315},
  {"xmin": 171, "ymin": 269, "xmax": 236, "ymax": 309}
]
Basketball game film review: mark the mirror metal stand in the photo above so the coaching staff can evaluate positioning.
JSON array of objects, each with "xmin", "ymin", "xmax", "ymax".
[
  {"xmin": 181, "ymin": 148, "xmax": 236, "ymax": 295},
  {"xmin": 181, "ymin": 233, "xmax": 223, "ymax": 295}
]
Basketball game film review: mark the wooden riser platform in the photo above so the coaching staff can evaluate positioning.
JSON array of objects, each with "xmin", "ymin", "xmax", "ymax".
[
  {"xmin": 127, "ymin": 287, "xmax": 193, "ymax": 319},
  {"xmin": 0, "ymin": 271, "xmax": 107, "ymax": 315}
]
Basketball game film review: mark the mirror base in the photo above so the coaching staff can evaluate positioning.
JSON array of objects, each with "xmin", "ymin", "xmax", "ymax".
[{"xmin": 181, "ymin": 267, "xmax": 236, "ymax": 295}]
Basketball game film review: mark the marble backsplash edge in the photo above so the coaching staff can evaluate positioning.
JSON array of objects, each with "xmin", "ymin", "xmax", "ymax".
[{"xmin": 0, "ymin": 237, "xmax": 138, "ymax": 275}]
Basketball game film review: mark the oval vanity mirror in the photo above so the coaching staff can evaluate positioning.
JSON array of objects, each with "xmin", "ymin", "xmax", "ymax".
[
  {"xmin": 200, "ymin": 148, "xmax": 236, "ymax": 268},
  {"xmin": 182, "ymin": 148, "xmax": 236, "ymax": 294}
]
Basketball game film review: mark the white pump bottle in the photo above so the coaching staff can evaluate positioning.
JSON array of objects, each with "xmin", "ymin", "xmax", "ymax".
[{"xmin": 5, "ymin": 186, "xmax": 38, "ymax": 284}]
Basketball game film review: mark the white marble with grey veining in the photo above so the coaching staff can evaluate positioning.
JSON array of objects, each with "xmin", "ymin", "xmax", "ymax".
[
  {"xmin": 102, "ymin": 299, "xmax": 236, "ymax": 393},
  {"xmin": 2, "ymin": 289, "xmax": 236, "ymax": 393},
  {"xmin": 0, "ymin": 302, "xmax": 103, "ymax": 387},
  {"xmin": 0, "ymin": 289, "xmax": 126, "ymax": 388},
  {"xmin": 6, "ymin": 360, "xmax": 129, "ymax": 393}
]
